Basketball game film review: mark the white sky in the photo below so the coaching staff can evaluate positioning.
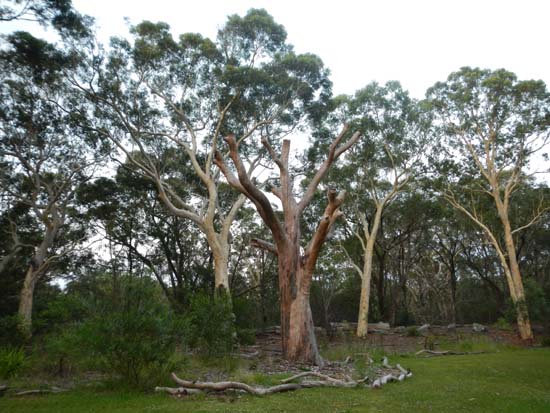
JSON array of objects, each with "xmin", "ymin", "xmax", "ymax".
[{"xmin": 69, "ymin": 0, "xmax": 550, "ymax": 98}]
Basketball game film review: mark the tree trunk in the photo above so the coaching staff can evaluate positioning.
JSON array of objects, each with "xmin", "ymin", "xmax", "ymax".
[
  {"xmin": 206, "ymin": 230, "xmax": 231, "ymax": 298},
  {"xmin": 215, "ymin": 128, "xmax": 359, "ymax": 366},
  {"xmin": 356, "ymin": 244, "xmax": 373, "ymax": 337},
  {"xmin": 449, "ymin": 260, "xmax": 457, "ymax": 324},
  {"xmin": 357, "ymin": 206, "xmax": 382, "ymax": 337},
  {"xmin": 17, "ymin": 221, "xmax": 59, "ymax": 338},
  {"xmin": 504, "ymin": 234, "xmax": 533, "ymax": 340},
  {"xmin": 495, "ymin": 196, "xmax": 533, "ymax": 340},
  {"xmin": 277, "ymin": 236, "xmax": 323, "ymax": 365},
  {"xmin": 376, "ymin": 249, "xmax": 386, "ymax": 320},
  {"xmin": 212, "ymin": 245, "xmax": 230, "ymax": 295},
  {"xmin": 17, "ymin": 266, "xmax": 38, "ymax": 338}
]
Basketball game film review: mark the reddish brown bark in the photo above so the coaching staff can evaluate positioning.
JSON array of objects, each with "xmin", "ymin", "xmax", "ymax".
[{"xmin": 215, "ymin": 125, "xmax": 359, "ymax": 365}]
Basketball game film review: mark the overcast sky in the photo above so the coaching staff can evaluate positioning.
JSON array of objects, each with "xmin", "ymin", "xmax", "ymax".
[{"xmin": 68, "ymin": 0, "xmax": 550, "ymax": 99}]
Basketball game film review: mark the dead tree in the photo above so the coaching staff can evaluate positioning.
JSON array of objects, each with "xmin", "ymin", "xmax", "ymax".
[{"xmin": 215, "ymin": 125, "xmax": 360, "ymax": 365}]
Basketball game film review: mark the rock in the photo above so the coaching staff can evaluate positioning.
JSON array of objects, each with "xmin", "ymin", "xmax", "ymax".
[
  {"xmin": 447, "ymin": 323, "xmax": 456, "ymax": 330},
  {"xmin": 369, "ymin": 322, "xmax": 390, "ymax": 330},
  {"xmin": 472, "ymin": 323, "xmax": 488, "ymax": 333},
  {"xmin": 418, "ymin": 324, "xmax": 430, "ymax": 333},
  {"xmin": 394, "ymin": 326, "xmax": 406, "ymax": 334}
]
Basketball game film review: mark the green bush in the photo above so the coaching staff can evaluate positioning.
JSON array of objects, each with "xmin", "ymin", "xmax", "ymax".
[
  {"xmin": 495, "ymin": 317, "xmax": 512, "ymax": 331},
  {"xmin": 71, "ymin": 276, "xmax": 181, "ymax": 388},
  {"xmin": 0, "ymin": 315, "xmax": 27, "ymax": 347},
  {"xmin": 237, "ymin": 328, "xmax": 256, "ymax": 345},
  {"xmin": 504, "ymin": 279, "xmax": 550, "ymax": 325},
  {"xmin": 0, "ymin": 347, "xmax": 27, "ymax": 379},
  {"xmin": 541, "ymin": 337, "xmax": 550, "ymax": 347},
  {"xmin": 406, "ymin": 326, "xmax": 420, "ymax": 337},
  {"xmin": 187, "ymin": 293, "xmax": 237, "ymax": 357}
]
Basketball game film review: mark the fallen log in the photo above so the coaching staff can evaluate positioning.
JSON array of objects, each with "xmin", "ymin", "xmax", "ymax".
[
  {"xmin": 154, "ymin": 386, "xmax": 202, "ymax": 396},
  {"xmin": 158, "ymin": 357, "xmax": 413, "ymax": 396},
  {"xmin": 170, "ymin": 373, "xmax": 301, "ymax": 395},
  {"xmin": 415, "ymin": 349, "xmax": 486, "ymax": 357},
  {"xmin": 13, "ymin": 387, "xmax": 68, "ymax": 397},
  {"xmin": 281, "ymin": 371, "xmax": 367, "ymax": 387}
]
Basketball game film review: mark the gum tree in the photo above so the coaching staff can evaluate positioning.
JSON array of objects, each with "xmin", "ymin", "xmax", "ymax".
[
  {"xmin": 80, "ymin": 9, "xmax": 332, "ymax": 296},
  {"xmin": 215, "ymin": 125, "xmax": 360, "ymax": 365},
  {"xmin": 427, "ymin": 67, "xmax": 550, "ymax": 340},
  {"xmin": 0, "ymin": 31, "xmax": 102, "ymax": 336},
  {"xmin": 339, "ymin": 81, "xmax": 428, "ymax": 337}
]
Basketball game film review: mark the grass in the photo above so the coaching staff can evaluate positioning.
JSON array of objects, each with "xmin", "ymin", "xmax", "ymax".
[{"xmin": 1, "ymin": 348, "xmax": 549, "ymax": 412}]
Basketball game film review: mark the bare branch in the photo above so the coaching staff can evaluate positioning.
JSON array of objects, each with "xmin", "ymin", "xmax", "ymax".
[
  {"xmin": 251, "ymin": 238, "xmax": 278, "ymax": 255},
  {"xmin": 298, "ymin": 126, "xmax": 360, "ymax": 213}
]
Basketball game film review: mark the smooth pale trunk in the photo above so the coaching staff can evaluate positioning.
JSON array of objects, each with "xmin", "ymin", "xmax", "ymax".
[
  {"xmin": 356, "ymin": 241, "xmax": 374, "ymax": 337},
  {"xmin": 357, "ymin": 207, "xmax": 382, "ymax": 337},
  {"xmin": 17, "ymin": 222, "xmax": 58, "ymax": 338},
  {"xmin": 503, "ymin": 234, "xmax": 533, "ymax": 340},
  {"xmin": 18, "ymin": 266, "xmax": 38, "ymax": 338},
  {"xmin": 206, "ymin": 231, "xmax": 231, "ymax": 295},
  {"xmin": 212, "ymin": 248, "xmax": 230, "ymax": 294},
  {"xmin": 495, "ymin": 196, "xmax": 533, "ymax": 341}
]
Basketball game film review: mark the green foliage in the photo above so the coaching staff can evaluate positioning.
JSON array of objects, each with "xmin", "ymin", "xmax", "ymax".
[
  {"xmin": 524, "ymin": 278, "xmax": 550, "ymax": 322},
  {"xmin": 406, "ymin": 326, "xmax": 420, "ymax": 337},
  {"xmin": 494, "ymin": 317, "xmax": 512, "ymax": 331},
  {"xmin": 541, "ymin": 337, "xmax": 550, "ymax": 347},
  {"xmin": 0, "ymin": 347, "xmax": 27, "ymax": 379},
  {"xmin": 69, "ymin": 276, "xmax": 181, "ymax": 388},
  {"xmin": 187, "ymin": 293, "xmax": 237, "ymax": 357},
  {"xmin": 0, "ymin": 315, "xmax": 27, "ymax": 347},
  {"xmin": 503, "ymin": 279, "xmax": 550, "ymax": 325},
  {"xmin": 237, "ymin": 328, "xmax": 256, "ymax": 345}
]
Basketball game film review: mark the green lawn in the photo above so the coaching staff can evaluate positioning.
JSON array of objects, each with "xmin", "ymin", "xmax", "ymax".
[{"xmin": 1, "ymin": 348, "xmax": 549, "ymax": 413}]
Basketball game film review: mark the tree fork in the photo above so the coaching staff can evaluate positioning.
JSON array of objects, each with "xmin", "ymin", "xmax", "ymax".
[{"xmin": 215, "ymin": 126, "xmax": 360, "ymax": 365}]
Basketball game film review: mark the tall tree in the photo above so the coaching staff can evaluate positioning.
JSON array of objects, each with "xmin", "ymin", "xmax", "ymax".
[
  {"xmin": 339, "ymin": 81, "xmax": 427, "ymax": 336},
  {"xmin": 0, "ymin": 0, "xmax": 91, "ymax": 38},
  {"xmin": 215, "ymin": 125, "xmax": 360, "ymax": 365},
  {"xmin": 427, "ymin": 67, "xmax": 550, "ymax": 340},
  {"xmin": 0, "ymin": 31, "xmax": 102, "ymax": 336},
  {"xmin": 79, "ymin": 9, "xmax": 331, "ymax": 296}
]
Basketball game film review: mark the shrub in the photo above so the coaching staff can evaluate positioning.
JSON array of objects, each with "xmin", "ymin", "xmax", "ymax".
[
  {"xmin": 72, "ymin": 276, "xmax": 181, "ymax": 388},
  {"xmin": 237, "ymin": 328, "xmax": 256, "ymax": 345},
  {"xmin": 541, "ymin": 337, "xmax": 550, "ymax": 347},
  {"xmin": 406, "ymin": 326, "xmax": 420, "ymax": 337},
  {"xmin": 0, "ymin": 315, "xmax": 27, "ymax": 347},
  {"xmin": 187, "ymin": 293, "xmax": 237, "ymax": 357},
  {"xmin": 495, "ymin": 317, "xmax": 512, "ymax": 331},
  {"xmin": 0, "ymin": 347, "xmax": 27, "ymax": 379}
]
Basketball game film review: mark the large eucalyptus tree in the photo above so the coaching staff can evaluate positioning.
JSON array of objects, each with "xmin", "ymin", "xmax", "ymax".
[
  {"xmin": 427, "ymin": 67, "xmax": 550, "ymax": 340},
  {"xmin": 0, "ymin": 31, "xmax": 103, "ymax": 336},
  {"xmin": 79, "ymin": 9, "xmax": 332, "ymax": 296},
  {"xmin": 341, "ymin": 82, "xmax": 429, "ymax": 337}
]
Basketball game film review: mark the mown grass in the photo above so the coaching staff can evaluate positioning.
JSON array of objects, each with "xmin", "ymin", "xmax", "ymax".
[{"xmin": 1, "ymin": 348, "xmax": 549, "ymax": 412}]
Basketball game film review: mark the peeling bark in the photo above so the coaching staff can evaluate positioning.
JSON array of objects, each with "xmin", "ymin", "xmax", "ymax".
[{"xmin": 215, "ymin": 126, "xmax": 360, "ymax": 365}]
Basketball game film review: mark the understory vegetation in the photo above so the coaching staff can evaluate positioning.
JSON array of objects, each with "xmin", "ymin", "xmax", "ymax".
[{"xmin": 1, "ymin": 348, "xmax": 549, "ymax": 412}]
